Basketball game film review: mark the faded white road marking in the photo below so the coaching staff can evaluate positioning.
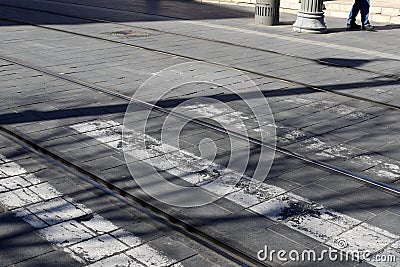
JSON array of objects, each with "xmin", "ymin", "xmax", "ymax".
[
  {"xmin": 375, "ymin": 240, "xmax": 400, "ymax": 267},
  {"xmin": 176, "ymin": 102, "xmax": 249, "ymax": 131},
  {"xmin": 269, "ymin": 122, "xmax": 400, "ymax": 180},
  {"xmin": 110, "ymin": 229, "xmax": 143, "ymax": 248},
  {"xmin": 87, "ymin": 253, "xmax": 143, "ymax": 267},
  {"xmin": 80, "ymin": 213, "xmax": 119, "ymax": 234},
  {"xmin": 0, "ymin": 187, "xmax": 42, "ymax": 208},
  {"xmin": 39, "ymin": 220, "xmax": 96, "ymax": 247},
  {"xmin": 0, "ymin": 175, "xmax": 31, "ymax": 192},
  {"xmin": 357, "ymin": 155, "xmax": 400, "ymax": 180},
  {"xmin": 27, "ymin": 197, "xmax": 88, "ymax": 225},
  {"xmin": 127, "ymin": 243, "xmax": 180, "ymax": 266},
  {"xmin": 15, "ymin": 207, "xmax": 47, "ymax": 228},
  {"xmin": 0, "ymin": 155, "xmax": 184, "ymax": 266},
  {"xmin": 69, "ymin": 234, "xmax": 129, "ymax": 262},
  {"xmin": 326, "ymin": 223, "xmax": 398, "ymax": 257},
  {"xmin": 71, "ymin": 119, "xmax": 400, "ymax": 262},
  {"xmin": 72, "ymin": 120, "xmax": 230, "ymax": 186},
  {"xmin": 283, "ymin": 97, "xmax": 372, "ymax": 120},
  {"xmin": 0, "ymin": 161, "xmax": 27, "ymax": 176},
  {"xmin": 29, "ymin": 182, "xmax": 63, "ymax": 199}
]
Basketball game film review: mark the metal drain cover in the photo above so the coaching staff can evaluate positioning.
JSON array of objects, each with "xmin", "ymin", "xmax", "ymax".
[{"xmin": 103, "ymin": 30, "xmax": 149, "ymax": 38}]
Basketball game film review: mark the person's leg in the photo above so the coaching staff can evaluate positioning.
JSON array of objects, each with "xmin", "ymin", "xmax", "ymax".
[
  {"xmin": 360, "ymin": 0, "xmax": 371, "ymax": 25},
  {"xmin": 347, "ymin": 0, "xmax": 361, "ymax": 25}
]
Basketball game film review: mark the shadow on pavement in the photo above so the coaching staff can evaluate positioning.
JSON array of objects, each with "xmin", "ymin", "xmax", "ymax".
[
  {"xmin": 327, "ymin": 24, "xmax": 400, "ymax": 34},
  {"xmin": 318, "ymin": 57, "xmax": 399, "ymax": 68},
  {"xmin": 0, "ymin": 70, "xmax": 399, "ymax": 127},
  {"xmin": 0, "ymin": 0, "xmax": 254, "ymax": 27}
]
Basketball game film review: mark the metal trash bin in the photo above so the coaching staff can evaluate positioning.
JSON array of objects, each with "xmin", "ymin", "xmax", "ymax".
[{"xmin": 255, "ymin": 0, "xmax": 280, "ymax": 26}]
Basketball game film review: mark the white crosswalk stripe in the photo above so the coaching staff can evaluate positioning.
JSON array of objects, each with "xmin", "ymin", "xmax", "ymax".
[
  {"xmin": 0, "ymin": 154, "xmax": 183, "ymax": 266},
  {"xmin": 71, "ymin": 119, "xmax": 399, "ymax": 264}
]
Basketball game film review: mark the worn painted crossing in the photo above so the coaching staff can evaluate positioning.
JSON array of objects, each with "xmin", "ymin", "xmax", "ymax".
[
  {"xmin": 0, "ymin": 154, "xmax": 184, "ymax": 266},
  {"xmin": 71, "ymin": 119, "xmax": 400, "ymax": 265}
]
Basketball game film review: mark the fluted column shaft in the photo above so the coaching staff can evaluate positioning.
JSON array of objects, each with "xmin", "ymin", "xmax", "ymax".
[
  {"xmin": 299, "ymin": 0, "xmax": 324, "ymax": 13},
  {"xmin": 293, "ymin": 0, "xmax": 327, "ymax": 33}
]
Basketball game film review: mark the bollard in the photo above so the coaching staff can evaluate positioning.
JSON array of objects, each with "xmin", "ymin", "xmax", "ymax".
[
  {"xmin": 293, "ymin": 0, "xmax": 327, "ymax": 33},
  {"xmin": 255, "ymin": 0, "xmax": 280, "ymax": 26}
]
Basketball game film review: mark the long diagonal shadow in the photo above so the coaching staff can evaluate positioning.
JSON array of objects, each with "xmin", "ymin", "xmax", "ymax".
[
  {"xmin": 0, "ymin": 0, "xmax": 255, "ymax": 27},
  {"xmin": 1, "ymin": 73, "xmax": 399, "ymax": 126}
]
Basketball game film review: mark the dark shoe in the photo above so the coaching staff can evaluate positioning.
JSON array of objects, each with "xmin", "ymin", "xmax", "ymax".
[
  {"xmin": 362, "ymin": 24, "xmax": 375, "ymax": 31},
  {"xmin": 347, "ymin": 23, "xmax": 361, "ymax": 30}
]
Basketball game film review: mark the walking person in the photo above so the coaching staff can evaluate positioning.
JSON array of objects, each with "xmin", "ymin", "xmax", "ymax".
[{"xmin": 347, "ymin": 0, "xmax": 374, "ymax": 31}]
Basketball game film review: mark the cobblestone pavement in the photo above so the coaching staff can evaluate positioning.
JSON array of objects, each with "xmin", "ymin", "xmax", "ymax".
[{"xmin": 0, "ymin": 0, "xmax": 399, "ymax": 266}]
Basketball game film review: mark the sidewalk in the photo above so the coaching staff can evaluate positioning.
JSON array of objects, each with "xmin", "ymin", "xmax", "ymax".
[{"xmin": 198, "ymin": 0, "xmax": 400, "ymax": 24}]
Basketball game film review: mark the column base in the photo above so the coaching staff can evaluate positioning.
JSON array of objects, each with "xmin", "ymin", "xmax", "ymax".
[{"xmin": 293, "ymin": 11, "xmax": 327, "ymax": 33}]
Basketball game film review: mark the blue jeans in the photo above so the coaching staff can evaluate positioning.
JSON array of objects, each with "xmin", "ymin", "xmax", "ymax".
[{"xmin": 347, "ymin": 0, "xmax": 371, "ymax": 26}]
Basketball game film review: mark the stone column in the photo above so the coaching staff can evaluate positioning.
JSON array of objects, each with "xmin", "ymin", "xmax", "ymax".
[{"xmin": 293, "ymin": 0, "xmax": 327, "ymax": 33}]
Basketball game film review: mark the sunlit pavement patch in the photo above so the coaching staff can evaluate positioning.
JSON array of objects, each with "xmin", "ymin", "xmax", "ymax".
[
  {"xmin": 0, "ymin": 155, "xmax": 183, "ymax": 265},
  {"xmin": 71, "ymin": 119, "xmax": 400, "ymax": 263}
]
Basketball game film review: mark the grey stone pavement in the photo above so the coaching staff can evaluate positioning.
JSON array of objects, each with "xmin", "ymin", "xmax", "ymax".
[
  {"xmin": 0, "ymin": 134, "xmax": 236, "ymax": 266},
  {"xmin": 0, "ymin": 0, "xmax": 399, "ymax": 266}
]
